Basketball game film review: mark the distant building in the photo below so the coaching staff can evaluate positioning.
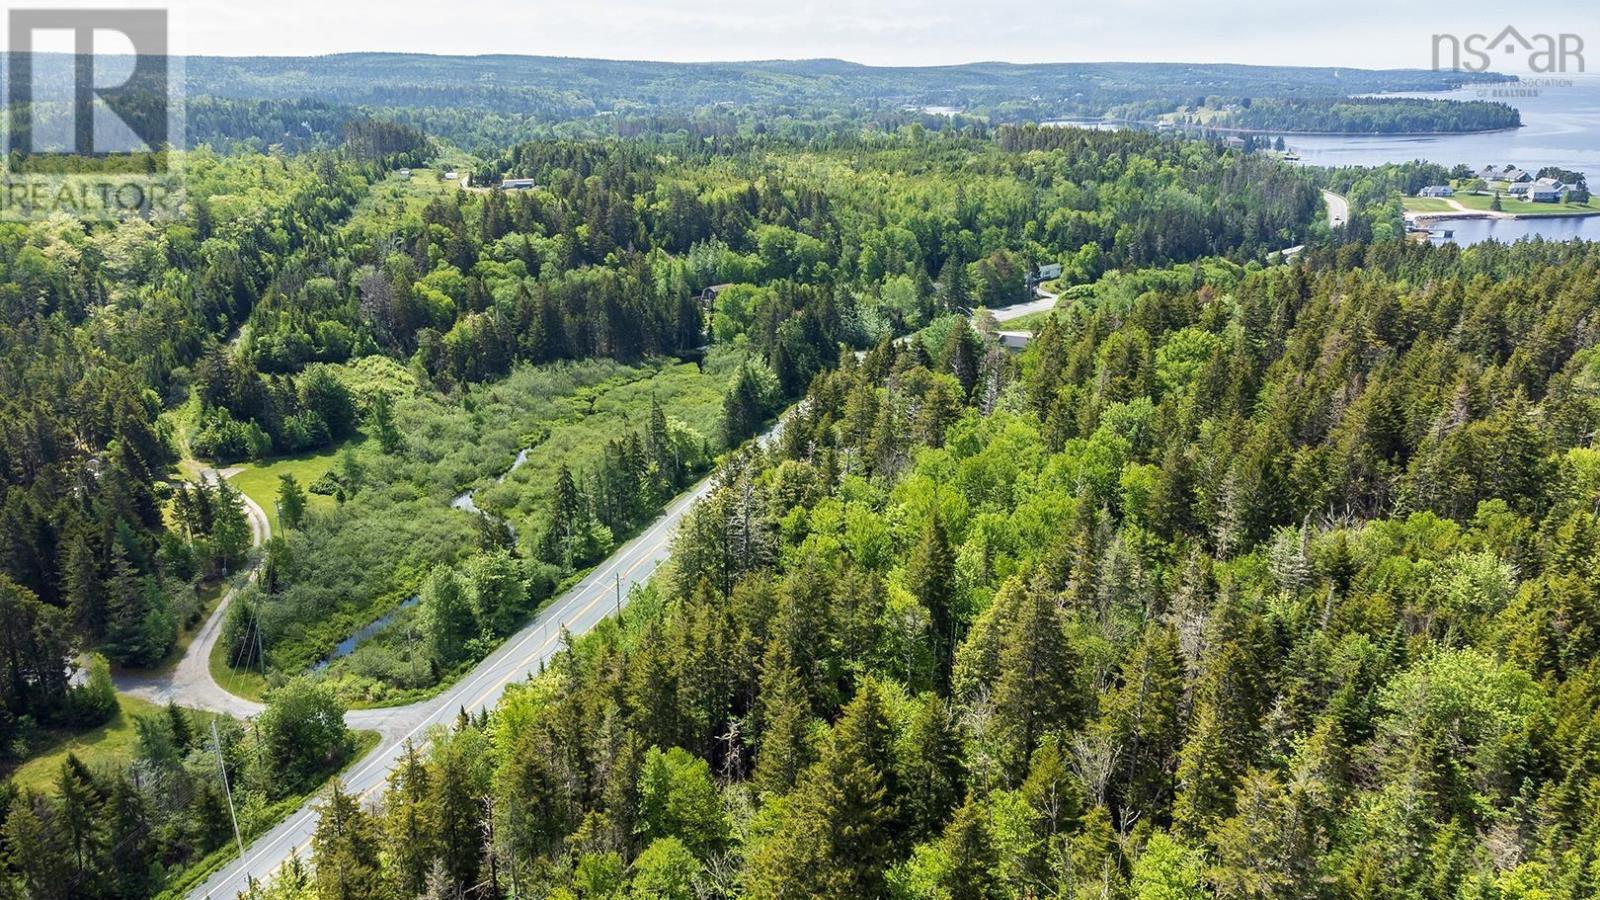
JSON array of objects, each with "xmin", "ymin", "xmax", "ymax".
[
  {"xmin": 1036, "ymin": 262, "xmax": 1063, "ymax": 280},
  {"xmin": 1507, "ymin": 183, "xmax": 1532, "ymax": 197},
  {"xmin": 700, "ymin": 283, "xmax": 733, "ymax": 305},
  {"xmin": 1476, "ymin": 165, "xmax": 1502, "ymax": 180},
  {"xmin": 997, "ymin": 332, "xmax": 1032, "ymax": 352},
  {"xmin": 1418, "ymin": 185, "xmax": 1455, "ymax": 198},
  {"xmin": 1224, "ymin": 135, "xmax": 1247, "ymax": 149},
  {"xmin": 1503, "ymin": 169, "xmax": 1533, "ymax": 183},
  {"xmin": 499, "ymin": 178, "xmax": 538, "ymax": 190},
  {"xmin": 1535, "ymin": 176, "xmax": 1566, "ymax": 190},
  {"xmin": 398, "ymin": 168, "xmax": 412, "ymax": 179},
  {"xmin": 1529, "ymin": 185, "xmax": 1562, "ymax": 202}
]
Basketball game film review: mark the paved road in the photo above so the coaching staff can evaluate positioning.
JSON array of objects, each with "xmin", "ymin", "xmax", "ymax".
[
  {"xmin": 189, "ymin": 422, "xmax": 790, "ymax": 899},
  {"xmin": 988, "ymin": 285, "xmax": 1058, "ymax": 323},
  {"xmin": 190, "ymin": 296, "xmax": 1064, "ymax": 899},
  {"xmin": 115, "ymin": 468, "xmax": 269, "ymax": 720},
  {"xmin": 1322, "ymin": 189, "xmax": 1349, "ymax": 230}
]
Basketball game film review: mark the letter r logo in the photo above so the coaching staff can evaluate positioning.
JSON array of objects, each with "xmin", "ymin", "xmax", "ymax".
[{"xmin": 7, "ymin": 9, "xmax": 169, "ymax": 170}]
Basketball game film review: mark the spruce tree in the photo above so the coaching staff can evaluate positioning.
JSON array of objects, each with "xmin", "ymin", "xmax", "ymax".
[
  {"xmin": 277, "ymin": 473, "xmax": 307, "ymax": 530},
  {"xmin": 905, "ymin": 507, "xmax": 958, "ymax": 692},
  {"xmin": 311, "ymin": 785, "xmax": 384, "ymax": 900}
]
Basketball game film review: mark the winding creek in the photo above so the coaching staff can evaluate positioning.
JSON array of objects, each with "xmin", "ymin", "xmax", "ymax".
[{"xmin": 311, "ymin": 447, "xmax": 535, "ymax": 671}]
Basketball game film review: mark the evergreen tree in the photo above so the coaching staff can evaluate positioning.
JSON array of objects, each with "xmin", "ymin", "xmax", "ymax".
[
  {"xmin": 63, "ymin": 528, "xmax": 105, "ymax": 640},
  {"xmin": 310, "ymin": 785, "xmax": 384, "ymax": 900},
  {"xmin": 905, "ymin": 507, "xmax": 958, "ymax": 691},
  {"xmin": 899, "ymin": 693, "xmax": 965, "ymax": 843},
  {"xmin": 277, "ymin": 473, "xmax": 307, "ymax": 530},
  {"xmin": 935, "ymin": 795, "xmax": 1002, "ymax": 900},
  {"xmin": 991, "ymin": 584, "xmax": 1084, "ymax": 774},
  {"xmin": 746, "ymin": 682, "xmax": 898, "ymax": 899},
  {"xmin": 369, "ymin": 389, "xmax": 404, "ymax": 455},
  {"xmin": 382, "ymin": 742, "xmax": 437, "ymax": 898}
]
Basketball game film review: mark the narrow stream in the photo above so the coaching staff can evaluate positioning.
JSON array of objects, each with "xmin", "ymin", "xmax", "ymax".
[
  {"xmin": 311, "ymin": 595, "xmax": 421, "ymax": 672},
  {"xmin": 313, "ymin": 448, "xmax": 533, "ymax": 672}
]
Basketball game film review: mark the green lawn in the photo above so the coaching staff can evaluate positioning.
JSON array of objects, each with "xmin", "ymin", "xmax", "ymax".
[
  {"xmin": 7, "ymin": 695, "xmax": 224, "ymax": 791},
  {"xmin": 1408, "ymin": 192, "xmax": 1600, "ymax": 217},
  {"xmin": 226, "ymin": 441, "xmax": 352, "ymax": 533},
  {"xmin": 1403, "ymin": 197, "xmax": 1456, "ymax": 212},
  {"xmin": 997, "ymin": 309, "xmax": 1061, "ymax": 333}
]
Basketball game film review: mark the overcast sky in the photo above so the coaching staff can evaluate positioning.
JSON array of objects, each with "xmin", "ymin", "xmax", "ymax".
[{"xmin": 33, "ymin": 0, "xmax": 1600, "ymax": 70}]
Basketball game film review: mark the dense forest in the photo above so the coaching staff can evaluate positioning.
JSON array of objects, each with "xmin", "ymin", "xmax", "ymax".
[
  {"xmin": 239, "ymin": 237, "xmax": 1600, "ymax": 900},
  {"xmin": 1210, "ymin": 97, "xmax": 1521, "ymax": 134},
  {"xmin": 214, "ymin": 125, "xmax": 1317, "ymax": 703},
  {"xmin": 4, "ymin": 49, "xmax": 1596, "ymax": 900},
  {"xmin": 0, "ymin": 120, "xmax": 1318, "ymax": 726}
]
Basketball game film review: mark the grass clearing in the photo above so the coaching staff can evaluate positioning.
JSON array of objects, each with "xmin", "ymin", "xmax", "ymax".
[
  {"xmin": 998, "ymin": 309, "xmax": 1061, "ymax": 333},
  {"xmin": 1403, "ymin": 197, "xmax": 1456, "ymax": 212},
  {"xmin": 7, "ymin": 695, "xmax": 225, "ymax": 791},
  {"xmin": 210, "ymin": 620, "xmax": 270, "ymax": 702},
  {"xmin": 227, "ymin": 440, "xmax": 352, "ymax": 533}
]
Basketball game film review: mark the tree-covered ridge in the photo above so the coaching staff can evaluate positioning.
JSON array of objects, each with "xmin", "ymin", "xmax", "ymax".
[
  {"xmin": 15, "ymin": 54, "xmax": 1514, "ymax": 153},
  {"xmin": 266, "ymin": 238, "xmax": 1600, "ymax": 899},
  {"xmin": 170, "ymin": 55, "xmax": 1513, "ymax": 144},
  {"xmin": 1209, "ymin": 96, "xmax": 1521, "ymax": 134}
]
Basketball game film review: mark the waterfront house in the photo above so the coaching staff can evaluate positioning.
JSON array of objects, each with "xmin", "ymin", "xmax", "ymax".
[
  {"xmin": 1529, "ymin": 185, "xmax": 1562, "ymax": 202},
  {"xmin": 1503, "ymin": 168, "xmax": 1533, "ymax": 183},
  {"xmin": 1507, "ymin": 183, "xmax": 1531, "ymax": 197},
  {"xmin": 1419, "ymin": 186, "xmax": 1455, "ymax": 198}
]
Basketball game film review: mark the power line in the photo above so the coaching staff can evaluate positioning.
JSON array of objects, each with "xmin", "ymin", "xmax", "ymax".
[{"xmin": 213, "ymin": 719, "xmax": 245, "ymax": 857}]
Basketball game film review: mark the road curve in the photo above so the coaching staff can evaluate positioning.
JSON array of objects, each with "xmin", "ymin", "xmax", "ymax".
[
  {"xmin": 192, "ymin": 298, "xmax": 1062, "ymax": 899},
  {"xmin": 190, "ymin": 419, "xmax": 791, "ymax": 899},
  {"xmin": 989, "ymin": 284, "xmax": 1059, "ymax": 323},
  {"xmin": 115, "ymin": 468, "xmax": 269, "ymax": 720},
  {"xmin": 1322, "ymin": 189, "xmax": 1349, "ymax": 230}
]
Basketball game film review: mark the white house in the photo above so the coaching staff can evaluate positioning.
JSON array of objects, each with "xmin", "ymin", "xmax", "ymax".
[
  {"xmin": 499, "ymin": 178, "xmax": 538, "ymax": 191},
  {"xmin": 1507, "ymin": 183, "xmax": 1532, "ymax": 197},
  {"xmin": 1529, "ymin": 185, "xmax": 1562, "ymax": 202},
  {"xmin": 1418, "ymin": 186, "xmax": 1455, "ymax": 198},
  {"xmin": 1037, "ymin": 262, "xmax": 1063, "ymax": 280}
]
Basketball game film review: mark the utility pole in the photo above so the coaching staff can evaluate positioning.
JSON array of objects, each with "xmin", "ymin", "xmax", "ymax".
[
  {"xmin": 212, "ymin": 720, "xmax": 245, "ymax": 856},
  {"xmin": 615, "ymin": 572, "xmax": 622, "ymax": 616}
]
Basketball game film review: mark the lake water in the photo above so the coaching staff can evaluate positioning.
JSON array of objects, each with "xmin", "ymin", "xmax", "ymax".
[{"xmin": 1284, "ymin": 75, "xmax": 1600, "ymax": 246}]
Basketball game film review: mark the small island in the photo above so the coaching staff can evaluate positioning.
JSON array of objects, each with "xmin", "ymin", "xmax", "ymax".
[{"xmin": 1193, "ymin": 95, "xmax": 1522, "ymax": 135}]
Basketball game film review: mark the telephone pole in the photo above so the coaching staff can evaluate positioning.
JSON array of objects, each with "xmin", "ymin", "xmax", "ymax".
[{"xmin": 212, "ymin": 720, "xmax": 245, "ymax": 856}]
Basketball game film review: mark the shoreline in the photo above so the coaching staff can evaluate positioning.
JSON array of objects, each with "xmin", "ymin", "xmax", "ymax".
[
  {"xmin": 1048, "ymin": 117, "xmax": 1522, "ymax": 138},
  {"xmin": 1406, "ymin": 209, "xmax": 1600, "ymax": 224}
]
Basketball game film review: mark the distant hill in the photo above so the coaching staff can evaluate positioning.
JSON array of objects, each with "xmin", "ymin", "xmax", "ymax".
[{"xmin": 179, "ymin": 54, "xmax": 1513, "ymax": 122}]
